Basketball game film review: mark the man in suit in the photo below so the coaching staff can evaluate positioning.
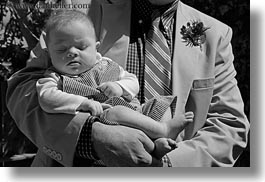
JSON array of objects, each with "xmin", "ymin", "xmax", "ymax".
[{"xmin": 6, "ymin": 0, "xmax": 249, "ymax": 166}]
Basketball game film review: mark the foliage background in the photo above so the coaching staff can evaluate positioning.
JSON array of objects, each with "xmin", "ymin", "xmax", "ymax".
[{"xmin": 0, "ymin": 0, "xmax": 250, "ymax": 166}]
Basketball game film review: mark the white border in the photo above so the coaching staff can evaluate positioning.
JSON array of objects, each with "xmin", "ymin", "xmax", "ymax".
[{"xmin": 1, "ymin": 0, "xmax": 263, "ymax": 181}]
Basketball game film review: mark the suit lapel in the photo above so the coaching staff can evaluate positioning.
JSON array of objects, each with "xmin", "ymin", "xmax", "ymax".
[{"xmin": 172, "ymin": 2, "xmax": 199, "ymax": 113}]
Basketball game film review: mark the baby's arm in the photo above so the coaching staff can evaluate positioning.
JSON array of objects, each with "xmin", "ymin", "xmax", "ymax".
[
  {"xmin": 115, "ymin": 67, "xmax": 139, "ymax": 101},
  {"xmin": 36, "ymin": 70, "xmax": 88, "ymax": 114},
  {"xmin": 77, "ymin": 99, "xmax": 112, "ymax": 116},
  {"xmin": 37, "ymin": 69, "xmax": 112, "ymax": 115}
]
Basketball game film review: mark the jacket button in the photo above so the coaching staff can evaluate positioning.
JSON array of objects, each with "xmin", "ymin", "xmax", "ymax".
[
  {"xmin": 51, "ymin": 151, "xmax": 57, "ymax": 158},
  {"xmin": 43, "ymin": 146, "xmax": 47, "ymax": 153},
  {"xmin": 56, "ymin": 153, "xmax": 62, "ymax": 161},
  {"xmin": 46, "ymin": 149, "xmax": 52, "ymax": 156}
]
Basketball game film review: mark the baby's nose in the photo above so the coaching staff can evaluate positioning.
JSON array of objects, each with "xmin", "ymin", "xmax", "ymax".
[
  {"xmin": 67, "ymin": 47, "xmax": 79, "ymax": 58},
  {"xmin": 67, "ymin": 52, "xmax": 78, "ymax": 58}
]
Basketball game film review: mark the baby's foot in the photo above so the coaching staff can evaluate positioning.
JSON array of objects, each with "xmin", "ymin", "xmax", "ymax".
[{"xmin": 153, "ymin": 138, "xmax": 178, "ymax": 159}]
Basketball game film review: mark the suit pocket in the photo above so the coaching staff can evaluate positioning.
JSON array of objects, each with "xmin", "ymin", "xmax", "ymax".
[{"xmin": 192, "ymin": 78, "xmax": 214, "ymax": 90}]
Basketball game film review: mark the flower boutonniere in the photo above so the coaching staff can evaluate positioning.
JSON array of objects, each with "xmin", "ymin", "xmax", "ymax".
[{"xmin": 180, "ymin": 20, "xmax": 210, "ymax": 51}]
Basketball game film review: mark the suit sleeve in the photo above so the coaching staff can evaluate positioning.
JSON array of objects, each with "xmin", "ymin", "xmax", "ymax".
[
  {"xmin": 167, "ymin": 26, "xmax": 250, "ymax": 167},
  {"xmin": 36, "ymin": 70, "xmax": 86, "ymax": 114},
  {"xmin": 6, "ymin": 57, "xmax": 90, "ymax": 167}
]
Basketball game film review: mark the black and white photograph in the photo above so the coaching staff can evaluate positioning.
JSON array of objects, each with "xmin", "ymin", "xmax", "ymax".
[{"xmin": 0, "ymin": 0, "xmax": 257, "ymax": 180}]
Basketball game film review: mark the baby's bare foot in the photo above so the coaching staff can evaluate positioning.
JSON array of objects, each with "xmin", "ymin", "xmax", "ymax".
[{"xmin": 153, "ymin": 138, "xmax": 178, "ymax": 159}]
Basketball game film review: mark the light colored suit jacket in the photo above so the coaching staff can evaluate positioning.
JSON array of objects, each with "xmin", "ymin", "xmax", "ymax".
[{"xmin": 6, "ymin": 0, "xmax": 249, "ymax": 167}]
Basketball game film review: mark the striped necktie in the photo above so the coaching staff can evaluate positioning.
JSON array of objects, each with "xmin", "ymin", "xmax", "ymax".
[{"xmin": 144, "ymin": 2, "xmax": 178, "ymax": 101}]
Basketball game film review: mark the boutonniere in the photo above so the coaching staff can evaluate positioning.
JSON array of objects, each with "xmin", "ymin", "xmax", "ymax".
[{"xmin": 180, "ymin": 20, "xmax": 210, "ymax": 51}]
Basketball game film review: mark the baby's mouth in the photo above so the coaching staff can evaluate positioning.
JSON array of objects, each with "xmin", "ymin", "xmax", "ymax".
[{"xmin": 67, "ymin": 61, "xmax": 81, "ymax": 66}]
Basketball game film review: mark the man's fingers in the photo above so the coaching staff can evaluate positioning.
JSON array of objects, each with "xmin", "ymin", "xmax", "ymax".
[
  {"xmin": 136, "ymin": 149, "xmax": 154, "ymax": 166},
  {"xmin": 138, "ymin": 131, "xmax": 155, "ymax": 154}
]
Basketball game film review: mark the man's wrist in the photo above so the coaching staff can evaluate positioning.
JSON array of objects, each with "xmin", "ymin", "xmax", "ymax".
[
  {"xmin": 75, "ymin": 116, "xmax": 100, "ymax": 160},
  {"xmin": 90, "ymin": 120, "xmax": 101, "ymax": 160}
]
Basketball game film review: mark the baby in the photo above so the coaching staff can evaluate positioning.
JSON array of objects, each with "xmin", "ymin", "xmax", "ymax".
[{"xmin": 36, "ymin": 9, "xmax": 194, "ymax": 159}]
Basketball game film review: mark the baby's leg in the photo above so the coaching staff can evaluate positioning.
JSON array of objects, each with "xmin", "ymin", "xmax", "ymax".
[
  {"xmin": 153, "ymin": 138, "xmax": 178, "ymax": 159},
  {"xmin": 103, "ymin": 105, "xmax": 169, "ymax": 138},
  {"xmin": 162, "ymin": 111, "xmax": 194, "ymax": 139}
]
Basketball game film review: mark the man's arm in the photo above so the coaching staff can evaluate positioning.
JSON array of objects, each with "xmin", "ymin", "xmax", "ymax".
[
  {"xmin": 6, "ymin": 0, "xmax": 162, "ymax": 166},
  {"xmin": 167, "ymin": 26, "xmax": 250, "ymax": 167},
  {"xmin": 7, "ymin": 25, "xmax": 158, "ymax": 168},
  {"xmin": 7, "ymin": 63, "xmax": 160, "ymax": 167},
  {"xmin": 6, "ymin": 66, "xmax": 91, "ymax": 166}
]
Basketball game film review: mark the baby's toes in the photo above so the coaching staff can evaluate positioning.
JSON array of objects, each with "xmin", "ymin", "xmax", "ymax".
[{"xmin": 167, "ymin": 138, "xmax": 178, "ymax": 149}]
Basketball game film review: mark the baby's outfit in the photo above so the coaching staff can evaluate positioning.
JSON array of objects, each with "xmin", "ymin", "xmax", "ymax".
[
  {"xmin": 37, "ymin": 55, "xmax": 177, "ymax": 166},
  {"xmin": 61, "ymin": 57, "xmax": 177, "ymax": 123}
]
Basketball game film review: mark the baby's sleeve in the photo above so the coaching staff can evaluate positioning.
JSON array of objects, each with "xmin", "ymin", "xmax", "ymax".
[
  {"xmin": 36, "ymin": 70, "xmax": 86, "ymax": 114},
  {"xmin": 115, "ymin": 66, "xmax": 139, "ymax": 101}
]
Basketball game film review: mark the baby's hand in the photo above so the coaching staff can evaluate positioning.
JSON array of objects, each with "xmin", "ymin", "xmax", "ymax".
[
  {"xmin": 98, "ymin": 82, "xmax": 123, "ymax": 98},
  {"xmin": 78, "ymin": 99, "xmax": 109, "ymax": 116}
]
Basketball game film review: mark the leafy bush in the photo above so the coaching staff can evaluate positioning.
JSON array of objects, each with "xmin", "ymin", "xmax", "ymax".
[{"xmin": 0, "ymin": 0, "xmax": 51, "ymax": 166}]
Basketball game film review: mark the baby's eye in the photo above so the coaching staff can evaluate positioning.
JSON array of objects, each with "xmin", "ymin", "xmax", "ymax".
[
  {"xmin": 56, "ymin": 48, "xmax": 67, "ymax": 53},
  {"xmin": 80, "ymin": 45, "xmax": 88, "ymax": 50}
]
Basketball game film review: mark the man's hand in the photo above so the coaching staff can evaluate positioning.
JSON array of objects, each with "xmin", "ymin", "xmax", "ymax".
[
  {"xmin": 98, "ymin": 82, "xmax": 123, "ymax": 98},
  {"xmin": 92, "ymin": 122, "xmax": 162, "ymax": 166}
]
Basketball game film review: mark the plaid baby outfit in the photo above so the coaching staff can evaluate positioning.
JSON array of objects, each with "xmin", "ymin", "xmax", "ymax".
[
  {"xmin": 62, "ymin": 57, "xmax": 177, "ymax": 166},
  {"xmin": 62, "ymin": 57, "xmax": 177, "ymax": 122}
]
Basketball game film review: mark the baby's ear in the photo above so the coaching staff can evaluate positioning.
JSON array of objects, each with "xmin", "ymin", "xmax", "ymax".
[{"xmin": 96, "ymin": 41, "xmax": 100, "ymax": 50}]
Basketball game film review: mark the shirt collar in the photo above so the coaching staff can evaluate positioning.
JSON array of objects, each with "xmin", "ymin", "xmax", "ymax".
[
  {"xmin": 134, "ymin": 0, "xmax": 179, "ymax": 30},
  {"xmin": 154, "ymin": 0, "xmax": 179, "ymax": 30}
]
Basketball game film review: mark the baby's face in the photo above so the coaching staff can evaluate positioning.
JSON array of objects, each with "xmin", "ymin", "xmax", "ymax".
[{"xmin": 47, "ymin": 21, "xmax": 98, "ymax": 76}]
